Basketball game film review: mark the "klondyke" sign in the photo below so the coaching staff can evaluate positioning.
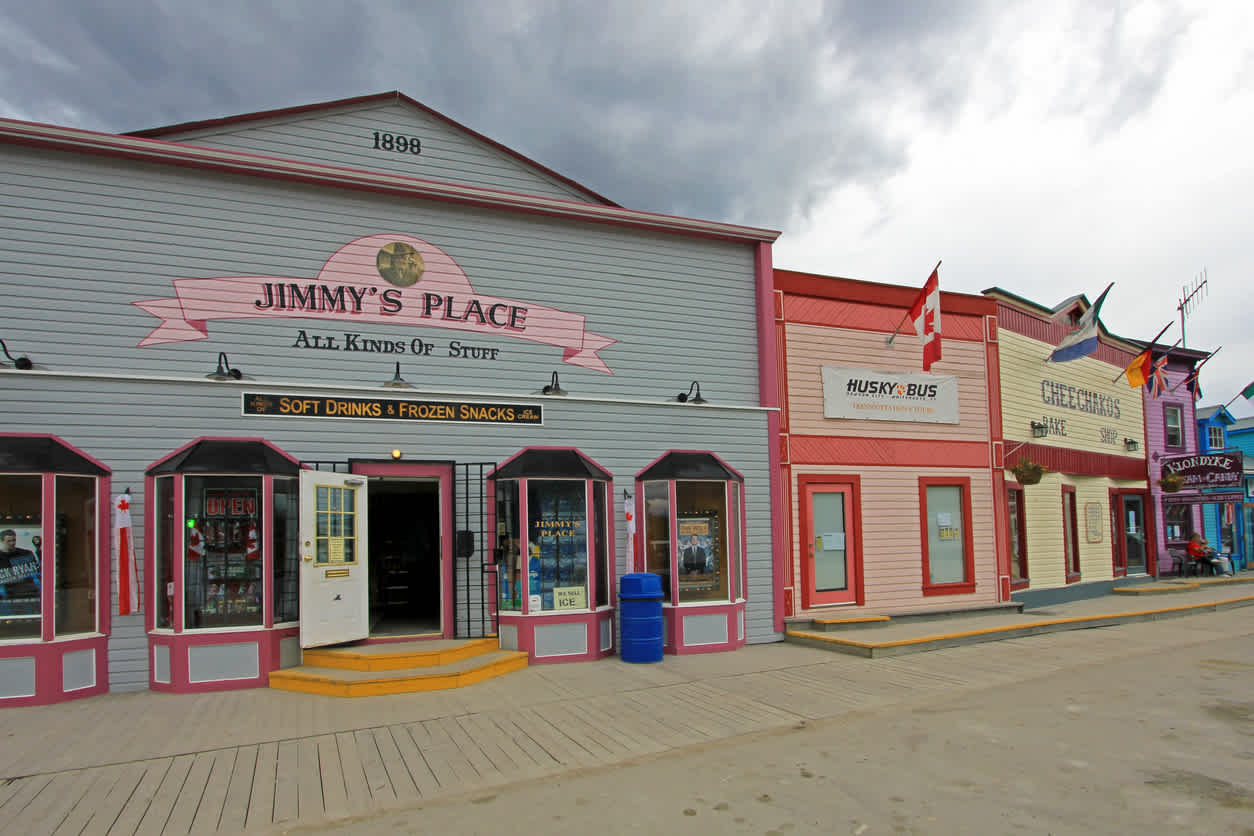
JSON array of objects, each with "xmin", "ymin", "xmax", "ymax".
[{"xmin": 242, "ymin": 393, "xmax": 542, "ymax": 425}]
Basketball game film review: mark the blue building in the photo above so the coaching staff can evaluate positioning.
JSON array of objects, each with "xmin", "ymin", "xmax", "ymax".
[
  {"xmin": 1225, "ymin": 415, "xmax": 1254, "ymax": 564},
  {"xmin": 1195, "ymin": 405, "xmax": 1243, "ymax": 567}
]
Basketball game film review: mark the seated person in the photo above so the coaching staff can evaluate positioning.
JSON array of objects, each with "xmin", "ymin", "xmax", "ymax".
[{"xmin": 1186, "ymin": 532, "xmax": 1232, "ymax": 576}]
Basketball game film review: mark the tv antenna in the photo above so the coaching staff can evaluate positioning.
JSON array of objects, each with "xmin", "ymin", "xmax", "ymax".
[{"xmin": 1178, "ymin": 269, "xmax": 1208, "ymax": 348}]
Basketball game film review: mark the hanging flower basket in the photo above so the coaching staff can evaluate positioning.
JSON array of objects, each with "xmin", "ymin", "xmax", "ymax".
[
  {"xmin": 1010, "ymin": 459, "xmax": 1045, "ymax": 485},
  {"xmin": 1158, "ymin": 473, "xmax": 1185, "ymax": 493}
]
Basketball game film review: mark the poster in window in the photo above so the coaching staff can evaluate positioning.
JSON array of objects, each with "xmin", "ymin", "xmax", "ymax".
[
  {"xmin": 0, "ymin": 523, "xmax": 42, "ymax": 618},
  {"xmin": 677, "ymin": 511, "xmax": 720, "ymax": 594}
]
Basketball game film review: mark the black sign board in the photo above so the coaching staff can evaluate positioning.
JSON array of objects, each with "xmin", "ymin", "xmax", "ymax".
[
  {"xmin": 242, "ymin": 393, "xmax": 542, "ymax": 425},
  {"xmin": 1161, "ymin": 491, "xmax": 1244, "ymax": 506},
  {"xmin": 1159, "ymin": 452, "xmax": 1244, "ymax": 491}
]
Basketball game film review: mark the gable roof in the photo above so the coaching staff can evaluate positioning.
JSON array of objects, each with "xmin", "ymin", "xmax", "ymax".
[
  {"xmin": 1196, "ymin": 405, "xmax": 1236, "ymax": 425},
  {"xmin": 128, "ymin": 91, "xmax": 621, "ymax": 208},
  {"xmin": 982, "ymin": 285, "xmax": 1141, "ymax": 356}
]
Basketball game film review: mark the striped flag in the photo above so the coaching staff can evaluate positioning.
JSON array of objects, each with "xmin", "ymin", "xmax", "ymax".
[
  {"xmin": 1147, "ymin": 355, "xmax": 1169, "ymax": 397},
  {"xmin": 1049, "ymin": 283, "xmax": 1113, "ymax": 363},
  {"xmin": 1125, "ymin": 349, "xmax": 1152, "ymax": 388},
  {"xmin": 114, "ymin": 493, "xmax": 140, "ymax": 615}
]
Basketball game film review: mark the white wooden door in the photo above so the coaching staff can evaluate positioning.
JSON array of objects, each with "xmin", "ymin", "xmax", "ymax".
[{"xmin": 299, "ymin": 471, "xmax": 369, "ymax": 649}]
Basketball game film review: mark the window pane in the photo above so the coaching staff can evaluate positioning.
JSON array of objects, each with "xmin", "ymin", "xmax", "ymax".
[
  {"xmin": 926, "ymin": 485, "xmax": 967, "ymax": 585},
  {"xmin": 273, "ymin": 478, "xmax": 300, "ymax": 623},
  {"xmin": 55, "ymin": 476, "xmax": 97, "ymax": 636},
  {"xmin": 1209, "ymin": 426, "xmax": 1224, "ymax": 450},
  {"xmin": 155, "ymin": 477, "xmax": 175, "ymax": 628},
  {"xmin": 593, "ymin": 481, "xmax": 609, "ymax": 608},
  {"xmin": 527, "ymin": 480, "xmax": 588, "ymax": 613},
  {"xmin": 1063, "ymin": 493, "xmax": 1079, "ymax": 574},
  {"xmin": 643, "ymin": 481, "xmax": 671, "ymax": 599},
  {"xmin": 495, "ymin": 481, "xmax": 522, "ymax": 612},
  {"xmin": 0, "ymin": 475, "xmax": 42, "ymax": 639},
  {"xmin": 1008, "ymin": 488, "xmax": 1026, "ymax": 583},
  {"xmin": 184, "ymin": 477, "xmax": 263, "ymax": 629},
  {"xmin": 1165, "ymin": 406, "xmax": 1183, "ymax": 447},
  {"xmin": 729, "ymin": 482, "xmax": 742, "ymax": 600},
  {"xmin": 676, "ymin": 481, "xmax": 729, "ymax": 603},
  {"xmin": 812, "ymin": 491, "xmax": 848, "ymax": 591}
]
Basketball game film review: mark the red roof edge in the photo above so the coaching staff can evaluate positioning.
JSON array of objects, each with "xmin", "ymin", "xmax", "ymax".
[
  {"xmin": 774, "ymin": 268, "xmax": 996, "ymax": 317},
  {"xmin": 126, "ymin": 90, "xmax": 623, "ymax": 209}
]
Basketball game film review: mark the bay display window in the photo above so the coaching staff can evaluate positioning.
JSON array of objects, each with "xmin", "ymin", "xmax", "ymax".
[
  {"xmin": 489, "ymin": 448, "xmax": 612, "ymax": 616},
  {"xmin": 185, "ymin": 476, "xmax": 263, "ymax": 628},
  {"xmin": 636, "ymin": 452, "xmax": 746, "ymax": 605},
  {"xmin": 919, "ymin": 477, "xmax": 975, "ymax": 596},
  {"xmin": 0, "ymin": 436, "xmax": 108, "ymax": 642}
]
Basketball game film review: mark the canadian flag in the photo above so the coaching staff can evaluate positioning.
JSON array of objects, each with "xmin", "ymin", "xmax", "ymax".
[
  {"xmin": 114, "ymin": 493, "xmax": 141, "ymax": 615},
  {"xmin": 908, "ymin": 267, "xmax": 942, "ymax": 371},
  {"xmin": 245, "ymin": 520, "xmax": 260, "ymax": 561},
  {"xmin": 187, "ymin": 522, "xmax": 204, "ymax": 562}
]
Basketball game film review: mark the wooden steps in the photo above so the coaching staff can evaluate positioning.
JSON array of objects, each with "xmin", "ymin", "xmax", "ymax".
[{"xmin": 269, "ymin": 638, "xmax": 528, "ymax": 697}]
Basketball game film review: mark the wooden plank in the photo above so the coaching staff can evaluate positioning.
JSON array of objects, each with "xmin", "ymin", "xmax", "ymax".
[
  {"xmin": 79, "ymin": 762, "xmax": 147, "ymax": 836},
  {"xmin": 400, "ymin": 721, "xmax": 462, "ymax": 791},
  {"xmin": 217, "ymin": 745, "xmax": 257, "ymax": 836},
  {"xmin": 105, "ymin": 760, "xmax": 172, "ymax": 836},
  {"xmin": 0, "ymin": 775, "xmax": 31, "ymax": 808},
  {"xmin": 454, "ymin": 714, "xmax": 534, "ymax": 780},
  {"xmin": 245, "ymin": 742, "xmax": 279, "ymax": 833},
  {"xmin": 510, "ymin": 707, "xmax": 598, "ymax": 768},
  {"xmin": 54, "ymin": 766, "xmax": 118, "ymax": 836},
  {"xmin": 386, "ymin": 724, "xmax": 439, "ymax": 798},
  {"xmin": 160, "ymin": 751, "xmax": 214, "ymax": 836},
  {"xmin": 335, "ymin": 731, "xmax": 374, "ymax": 817},
  {"xmin": 134, "ymin": 754, "xmax": 195, "ymax": 836},
  {"xmin": 316, "ymin": 734, "xmax": 348, "ymax": 822},
  {"xmin": 424, "ymin": 717, "xmax": 488, "ymax": 786},
  {"xmin": 0, "ymin": 774, "xmax": 54, "ymax": 829},
  {"xmin": 22, "ymin": 771, "xmax": 96, "ymax": 836},
  {"xmin": 188, "ymin": 748, "xmax": 237, "ymax": 834},
  {"xmin": 368, "ymin": 727, "xmax": 421, "ymax": 805},
  {"xmin": 479, "ymin": 713, "xmax": 561, "ymax": 772},
  {"xmin": 352, "ymin": 729, "xmax": 397, "ymax": 809},
  {"xmin": 271, "ymin": 740, "xmax": 299, "ymax": 825},
  {"xmin": 295, "ymin": 737, "xmax": 324, "ymax": 821}
]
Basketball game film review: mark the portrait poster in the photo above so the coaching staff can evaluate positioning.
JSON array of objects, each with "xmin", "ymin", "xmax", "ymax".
[
  {"xmin": 1085, "ymin": 502, "xmax": 1104, "ymax": 543},
  {"xmin": 0, "ymin": 523, "xmax": 42, "ymax": 618},
  {"xmin": 677, "ymin": 511, "xmax": 720, "ymax": 594}
]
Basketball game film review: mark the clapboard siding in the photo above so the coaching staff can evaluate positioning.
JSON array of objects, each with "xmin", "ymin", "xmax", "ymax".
[
  {"xmin": 142, "ymin": 100, "xmax": 607, "ymax": 204},
  {"xmin": 999, "ymin": 331, "xmax": 1145, "ymax": 451},
  {"xmin": 0, "ymin": 146, "xmax": 760, "ymax": 404},
  {"xmin": 3, "ymin": 372, "xmax": 775, "ymax": 691},
  {"xmin": 789, "ymin": 465, "xmax": 999, "ymax": 613},
  {"xmin": 784, "ymin": 323, "xmax": 992, "ymax": 442}
]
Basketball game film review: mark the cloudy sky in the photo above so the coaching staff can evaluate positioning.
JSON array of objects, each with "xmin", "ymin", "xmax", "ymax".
[{"xmin": 2, "ymin": 0, "xmax": 1251, "ymax": 415}]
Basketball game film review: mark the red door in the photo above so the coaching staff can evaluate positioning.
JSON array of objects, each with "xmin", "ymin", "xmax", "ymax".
[{"xmin": 800, "ymin": 478, "xmax": 861, "ymax": 608}]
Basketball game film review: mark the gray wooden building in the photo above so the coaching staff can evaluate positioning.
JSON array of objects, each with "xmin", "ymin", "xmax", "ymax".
[{"xmin": 0, "ymin": 92, "xmax": 782, "ymax": 703}]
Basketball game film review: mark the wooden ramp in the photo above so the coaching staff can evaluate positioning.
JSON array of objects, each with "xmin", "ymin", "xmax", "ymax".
[{"xmin": 269, "ymin": 637, "xmax": 528, "ymax": 697}]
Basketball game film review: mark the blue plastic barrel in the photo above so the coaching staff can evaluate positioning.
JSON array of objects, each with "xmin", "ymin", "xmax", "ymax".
[{"xmin": 619, "ymin": 572, "xmax": 664, "ymax": 663}]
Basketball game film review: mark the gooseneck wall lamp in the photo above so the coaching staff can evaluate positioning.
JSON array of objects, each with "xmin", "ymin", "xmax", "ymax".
[
  {"xmin": 206, "ymin": 352, "xmax": 243, "ymax": 381},
  {"xmin": 542, "ymin": 371, "xmax": 566, "ymax": 396},
  {"xmin": 383, "ymin": 361, "xmax": 414, "ymax": 388},
  {"xmin": 0, "ymin": 338, "xmax": 32, "ymax": 370},
  {"xmin": 1124, "ymin": 437, "xmax": 1140, "ymax": 452},
  {"xmin": 1030, "ymin": 420, "xmax": 1048, "ymax": 438},
  {"xmin": 676, "ymin": 381, "xmax": 707, "ymax": 404}
]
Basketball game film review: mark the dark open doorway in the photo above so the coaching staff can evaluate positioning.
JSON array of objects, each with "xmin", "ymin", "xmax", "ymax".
[{"xmin": 368, "ymin": 478, "xmax": 441, "ymax": 636}]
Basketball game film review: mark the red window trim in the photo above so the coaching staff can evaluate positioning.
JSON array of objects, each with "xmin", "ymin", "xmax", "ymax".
[
  {"xmin": 1062, "ymin": 485, "xmax": 1081, "ymax": 583},
  {"xmin": 918, "ymin": 476, "xmax": 976, "ymax": 597}
]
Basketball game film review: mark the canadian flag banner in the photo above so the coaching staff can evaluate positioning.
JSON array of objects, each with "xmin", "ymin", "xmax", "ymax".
[
  {"xmin": 908, "ymin": 267, "xmax": 942, "ymax": 371},
  {"xmin": 187, "ymin": 522, "xmax": 204, "ymax": 562},
  {"xmin": 114, "ymin": 493, "xmax": 140, "ymax": 615},
  {"xmin": 245, "ymin": 521, "xmax": 260, "ymax": 561}
]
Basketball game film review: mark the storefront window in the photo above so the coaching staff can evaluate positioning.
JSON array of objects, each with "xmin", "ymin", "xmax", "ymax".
[
  {"xmin": 0, "ymin": 475, "xmax": 42, "ymax": 640},
  {"xmin": 495, "ymin": 480, "xmax": 522, "ymax": 612},
  {"xmin": 184, "ymin": 476, "xmax": 263, "ymax": 629},
  {"xmin": 1063, "ymin": 488, "xmax": 1080, "ymax": 578},
  {"xmin": 729, "ymin": 482, "xmax": 742, "ymax": 599},
  {"xmin": 527, "ymin": 480, "xmax": 588, "ymax": 613},
  {"xmin": 1008, "ymin": 487, "xmax": 1028, "ymax": 584},
  {"xmin": 924, "ymin": 485, "xmax": 967, "ymax": 585},
  {"xmin": 644, "ymin": 481, "xmax": 671, "ymax": 599},
  {"xmin": 154, "ymin": 476, "xmax": 175, "ymax": 629},
  {"xmin": 54, "ymin": 476, "xmax": 96, "ymax": 636},
  {"xmin": 1164, "ymin": 504, "xmax": 1192, "ymax": 543},
  {"xmin": 273, "ymin": 478, "xmax": 299, "ymax": 623},
  {"xmin": 593, "ymin": 481, "xmax": 609, "ymax": 608},
  {"xmin": 675, "ymin": 481, "xmax": 730, "ymax": 604}
]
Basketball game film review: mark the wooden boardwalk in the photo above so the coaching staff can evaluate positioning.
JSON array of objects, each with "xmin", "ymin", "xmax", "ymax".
[{"xmin": 0, "ymin": 607, "xmax": 1248, "ymax": 834}]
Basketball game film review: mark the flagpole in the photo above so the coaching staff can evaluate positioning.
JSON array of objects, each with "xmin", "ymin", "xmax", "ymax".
[
  {"xmin": 886, "ymin": 260, "xmax": 941, "ymax": 346},
  {"xmin": 1168, "ymin": 346, "xmax": 1220, "ymax": 393},
  {"xmin": 1111, "ymin": 322, "xmax": 1175, "ymax": 383}
]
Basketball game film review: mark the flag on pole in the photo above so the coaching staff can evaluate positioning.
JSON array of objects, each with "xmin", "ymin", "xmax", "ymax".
[
  {"xmin": 1048, "ymin": 283, "xmax": 1113, "ymax": 363},
  {"xmin": 187, "ymin": 521, "xmax": 204, "ymax": 562},
  {"xmin": 1124, "ymin": 349, "xmax": 1152, "ymax": 388},
  {"xmin": 1243, "ymin": 380, "xmax": 1254, "ymax": 401},
  {"xmin": 1147, "ymin": 354, "xmax": 1169, "ymax": 397},
  {"xmin": 245, "ymin": 520, "xmax": 260, "ymax": 561},
  {"xmin": 908, "ymin": 267, "xmax": 942, "ymax": 371},
  {"xmin": 1184, "ymin": 370, "xmax": 1202, "ymax": 401},
  {"xmin": 114, "ymin": 493, "xmax": 140, "ymax": 615}
]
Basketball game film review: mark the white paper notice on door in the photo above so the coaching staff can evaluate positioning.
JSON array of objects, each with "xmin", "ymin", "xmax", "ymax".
[
  {"xmin": 936, "ymin": 513, "xmax": 953, "ymax": 527},
  {"xmin": 818, "ymin": 532, "xmax": 845, "ymax": 551}
]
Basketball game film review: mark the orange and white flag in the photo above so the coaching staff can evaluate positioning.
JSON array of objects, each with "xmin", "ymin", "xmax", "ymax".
[{"xmin": 114, "ymin": 493, "xmax": 140, "ymax": 615}]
